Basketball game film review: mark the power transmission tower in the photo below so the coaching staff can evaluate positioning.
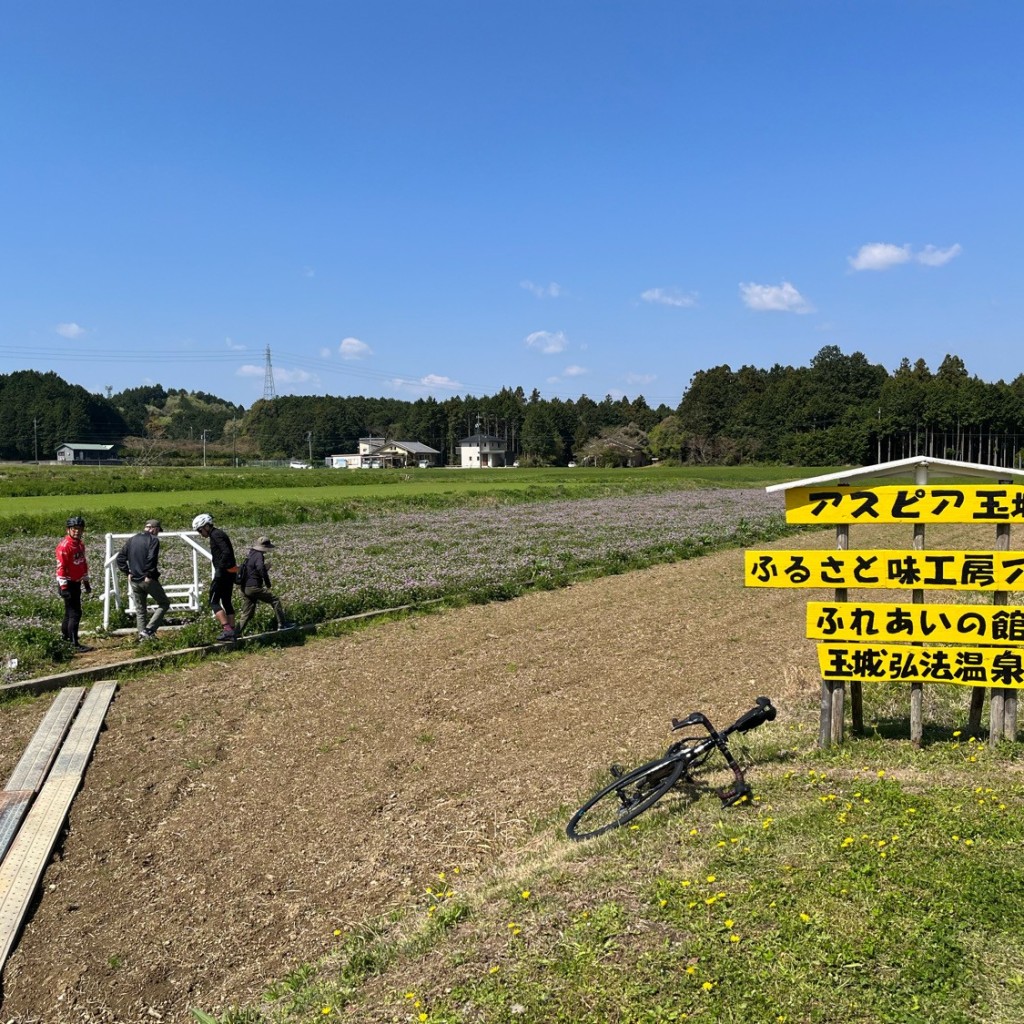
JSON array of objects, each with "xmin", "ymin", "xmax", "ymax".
[{"xmin": 263, "ymin": 345, "xmax": 277, "ymax": 400}]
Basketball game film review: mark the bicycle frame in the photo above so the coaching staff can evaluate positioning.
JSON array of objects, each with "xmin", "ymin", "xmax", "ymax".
[{"xmin": 667, "ymin": 712, "xmax": 752, "ymax": 808}]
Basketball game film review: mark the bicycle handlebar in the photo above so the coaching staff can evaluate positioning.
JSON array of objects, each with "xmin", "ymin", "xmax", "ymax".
[{"xmin": 726, "ymin": 696, "xmax": 776, "ymax": 736}]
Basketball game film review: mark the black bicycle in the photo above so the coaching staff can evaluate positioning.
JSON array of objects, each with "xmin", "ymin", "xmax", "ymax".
[{"xmin": 566, "ymin": 697, "xmax": 777, "ymax": 841}]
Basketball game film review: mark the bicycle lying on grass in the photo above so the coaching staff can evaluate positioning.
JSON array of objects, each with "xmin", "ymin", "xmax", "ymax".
[{"xmin": 566, "ymin": 697, "xmax": 778, "ymax": 841}]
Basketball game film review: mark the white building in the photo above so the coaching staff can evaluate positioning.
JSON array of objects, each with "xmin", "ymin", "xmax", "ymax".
[{"xmin": 458, "ymin": 432, "xmax": 509, "ymax": 468}]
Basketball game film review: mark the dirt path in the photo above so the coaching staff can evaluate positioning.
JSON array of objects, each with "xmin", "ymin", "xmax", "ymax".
[{"xmin": 0, "ymin": 543, "xmax": 822, "ymax": 1023}]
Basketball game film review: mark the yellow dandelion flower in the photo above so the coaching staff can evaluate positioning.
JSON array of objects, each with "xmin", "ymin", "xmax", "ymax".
[
  {"xmin": 705, "ymin": 896, "xmax": 718, "ymax": 905},
  {"xmin": 438, "ymin": 871, "xmax": 446, "ymax": 881},
  {"xmin": 686, "ymin": 965, "xmax": 697, "ymax": 974},
  {"xmin": 660, "ymin": 899, "xmax": 668, "ymax": 907},
  {"xmin": 681, "ymin": 880, "xmax": 692, "ymax": 887},
  {"xmin": 322, "ymin": 1010, "xmax": 332, "ymax": 1017},
  {"xmin": 521, "ymin": 890, "xmax": 531, "ymax": 899},
  {"xmin": 717, "ymin": 841, "xmax": 727, "ymax": 848},
  {"xmin": 706, "ymin": 875, "xmax": 716, "ymax": 883},
  {"xmin": 333, "ymin": 928, "xmax": 342, "ymax": 936},
  {"xmin": 724, "ymin": 918, "xmax": 734, "ymax": 928},
  {"xmin": 405, "ymin": 992, "xmax": 415, "ymax": 1000},
  {"xmin": 729, "ymin": 934, "xmax": 740, "ymax": 943},
  {"xmin": 953, "ymin": 730, "xmax": 962, "ymax": 738},
  {"xmin": 702, "ymin": 981, "xmax": 715, "ymax": 991},
  {"xmin": 877, "ymin": 770, "xmax": 885, "ymax": 778},
  {"xmin": 489, "ymin": 966, "xmax": 500, "ymax": 974},
  {"xmin": 689, "ymin": 828, "xmax": 699, "ymax": 836},
  {"xmin": 800, "ymin": 912, "xmax": 811, "ymax": 923},
  {"xmin": 965, "ymin": 839, "xmax": 974, "ymax": 847},
  {"xmin": 419, "ymin": 1014, "xmax": 428, "ymax": 1023}
]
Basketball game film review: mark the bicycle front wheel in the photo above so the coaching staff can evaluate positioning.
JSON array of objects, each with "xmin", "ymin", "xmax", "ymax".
[{"xmin": 566, "ymin": 756, "xmax": 686, "ymax": 841}]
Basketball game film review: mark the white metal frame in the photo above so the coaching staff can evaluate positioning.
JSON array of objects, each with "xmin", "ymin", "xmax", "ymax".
[{"xmin": 101, "ymin": 531, "xmax": 212, "ymax": 631}]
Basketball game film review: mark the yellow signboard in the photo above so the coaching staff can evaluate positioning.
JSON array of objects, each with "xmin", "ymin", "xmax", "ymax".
[
  {"xmin": 784, "ymin": 484, "xmax": 1024, "ymax": 524},
  {"xmin": 807, "ymin": 601, "xmax": 1024, "ymax": 645},
  {"xmin": 818, "ymin": 643, "xmax": 1024, "ymax": 688},
  {"xmin": 745, "ymin": 550, "xmax": 1024, "ymax": 590}
]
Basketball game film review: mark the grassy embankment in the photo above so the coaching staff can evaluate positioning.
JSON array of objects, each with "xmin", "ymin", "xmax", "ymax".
[
  {"xmin": 0, "ymin": 464, "xmax": 826, "ymax": 536},
  {"xmin": 195, "ymin": 684, "xmax": 1024, "ymax": 1024}
]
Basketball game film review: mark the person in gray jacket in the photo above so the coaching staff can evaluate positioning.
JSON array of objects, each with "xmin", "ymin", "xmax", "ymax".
[
  {"xmin": 235, "ymin": 537, "xmax": 295, "ymax": 635},
  {"xmin": 116, "ymin": 518, "xmax": 171, "ymax": 640}
]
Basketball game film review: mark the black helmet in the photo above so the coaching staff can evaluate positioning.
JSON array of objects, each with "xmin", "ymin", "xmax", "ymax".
[{"xmin": 66, "ymin": 515, "xmax": 86, "ymax": 529}]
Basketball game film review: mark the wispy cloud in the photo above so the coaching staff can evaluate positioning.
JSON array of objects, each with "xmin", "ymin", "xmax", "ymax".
[
  {"xmin": 626, "ymin": 372, "xmax": 656, "ymax": 386},
  {"xmin": 520, "ymin": 280, "xmax": 563, "ymax": 299},
  {"xmin": 848, "ymin": 241, "xmax": 962, "ymax": 271},
  {"xmin": 236, "ymin": 364, "xmax": 315, "ymax": 385},
  {"xmin": 225, "ymin": 337, "xmax": 246, "ymax": 351},
  {"xmin": 640, "ymin": 287, "xmax": 697, "ymax": 308},
  {"xmin": 56, "ymin": 322, "xmax": 86, "ymax": 339},
  {"xmin": 319, "ymin": 346, "xmax": 332, "ymax": 359},
  {"xmin": 525, "ymin": 330, "xmax": 568, "ymax": 354},
  {"xmin": 339, "ymin": 336, "xmax": 373, "ymax": 359},
  {"xmin": 916, "ymin": 243, "xmax": 962, "ymax": 267},
  {"xmin": 563, "ymin": 364, "xmax": 587, "ymax": 377},
  {"xmin": 739, "ymin": 281, "xmax": 814, "ymax": 314},
  {"xmin": 390, "ymin": 373, "xmax": 462, "ymax": 396}
]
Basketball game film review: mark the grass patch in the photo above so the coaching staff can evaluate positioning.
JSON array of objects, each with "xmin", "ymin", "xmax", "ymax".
[{"xmin": 191, "ymin": 703, "xmax": 1024, "ymax": 1023}]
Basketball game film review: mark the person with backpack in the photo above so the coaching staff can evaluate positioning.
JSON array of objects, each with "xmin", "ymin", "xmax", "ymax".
[
  {"xmin": 55, "ymin": 514, "xmax": 93, "ymax": 652},
  {"xmin": 234, "ymin": 537, "xmax": 295, "ymax": 636}
]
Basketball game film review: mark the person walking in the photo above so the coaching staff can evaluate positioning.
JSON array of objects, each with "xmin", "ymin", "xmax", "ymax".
[
  {"xmin": 235, "ymin": 537, "xmax": 295, "ymax": 636},
  {"xmin": 116, "ymin": 518, "xmax": 171, "ymax": 641},
  {"xmin": 192, "ymin": 513, "xmax": 238, "ymax": 641},
  {"xmin": 55, "ymin": 514, "xmax": 93, "ymax": 653}
]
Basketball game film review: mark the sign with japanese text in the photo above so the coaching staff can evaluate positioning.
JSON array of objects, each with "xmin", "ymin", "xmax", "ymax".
[
  {"xmin": 745, "ymin": 550, "xmax": 1024, "ymax": 591},
  {"xmin": 818, "ymin": 643, "xmax": 1024, "ymax": 688},
  {"xmin": 807, "ymin": 601, "xmax": 1024, "ymax": 645},
  {"xmin": 784, "ymin": 485, "xmax": 1024, "ymax": 525}
]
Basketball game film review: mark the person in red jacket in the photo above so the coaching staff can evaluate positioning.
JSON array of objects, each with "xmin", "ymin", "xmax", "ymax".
[{"xmin": 55, "ymin": 515, "xmax": 93, "ymax": 653}]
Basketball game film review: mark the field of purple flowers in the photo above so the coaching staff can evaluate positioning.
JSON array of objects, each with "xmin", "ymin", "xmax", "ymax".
[{"xmin": 0, "ymin": 488, "xmax": 788, "ymax": 680}]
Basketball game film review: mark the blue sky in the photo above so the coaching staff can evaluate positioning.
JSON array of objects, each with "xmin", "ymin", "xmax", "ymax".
[{"xmin": 1, "ymin": 1, "xmax": 1020, "ymax": 409}]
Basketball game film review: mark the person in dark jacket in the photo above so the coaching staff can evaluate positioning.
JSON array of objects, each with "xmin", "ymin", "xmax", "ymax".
[
  {"xmin": 192, "ymin": 512, "xmax": 238, "ymax": 641},
  {"xmin": 235, "ymin": 537, "xmax": 295, "ymax": 636},
  {"xmin": 55, "ymin": 514, "xmax": 93, "ymax": 652},
  {"xmin": 116, "ymin": 518, "xmax": 171, "ymax": 640}
]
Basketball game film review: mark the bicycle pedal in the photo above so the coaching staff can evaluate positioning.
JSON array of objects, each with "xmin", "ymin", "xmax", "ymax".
[{"xmin": 609, "ymin": 763, "xmax": 626, "ymax": 779}]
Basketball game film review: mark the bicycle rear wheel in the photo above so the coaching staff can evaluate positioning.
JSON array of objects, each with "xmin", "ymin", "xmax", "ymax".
[{"xmin": 566, "ymin": 756, "xmax": 686, "ymax": 841}]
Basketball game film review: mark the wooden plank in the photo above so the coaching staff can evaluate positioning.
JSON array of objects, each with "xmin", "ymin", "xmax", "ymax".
[
  {"xmin": 0, "ymin": 687, "xmax": 85, "ymax": 864},
  {"xmin": 0, "ymin": 682, "xmax": 116, "ymax": 975}
]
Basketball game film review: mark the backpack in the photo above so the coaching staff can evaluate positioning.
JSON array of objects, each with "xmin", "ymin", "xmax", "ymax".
[{"xmin": 235, "ymin": 558, "xmax": 249, "ymax": 588}]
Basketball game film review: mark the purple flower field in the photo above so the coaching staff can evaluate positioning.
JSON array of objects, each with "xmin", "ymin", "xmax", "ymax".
[{"xmin": 1, "ymin": 489, "xmax": 785, "ymax": 639}]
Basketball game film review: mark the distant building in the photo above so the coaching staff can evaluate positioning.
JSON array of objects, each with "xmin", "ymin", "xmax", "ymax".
[
  {"xmin": 56, "ymin": 443, "xmax": 118, "ymax": 464},
  {"xmin": 326, "ymin": 439, "xmax": 441, "ymax": 469},
  {"xmin": 459, "ymin": 432, "xmax": 508, "ymax": 468}
]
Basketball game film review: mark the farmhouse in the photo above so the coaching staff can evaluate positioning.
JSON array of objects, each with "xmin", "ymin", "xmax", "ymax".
[
  {"xmin": 459, "ymin": 432, "xmax": 509, "ymax": 468},
  {"xmin": 325, "ymin": 437, "xmax": 441, "ymax": 469},
  {"xmin": 56, "ymin": 443, "xmax": 118, "ymax": 464}
]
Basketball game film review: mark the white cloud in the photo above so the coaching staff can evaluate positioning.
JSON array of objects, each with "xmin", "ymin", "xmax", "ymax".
[
  {"xmin": 339, "ymin": 336, "xmax": 373, "ymax": 359},
  {"xmin": 319, "ymin": 346, "xmax": 332, "ymax": 359},
  {"xmin": 525, "ymin": 330, "xmax": 568, "ymax": 354},
  {"xmin": 640, "ymin": 287, "xmax": 697, "ymax": 308},
  {"xmin": 235, "ymin": 364, "xmax": 315, "ymax": 385},
  {"xmin": 739, "ymin": 281, "xmax": 814, "ymax": 314},
  {"xmin": 626, "ymin": 372, "xmax": 656, "ymax": 386},
  {"xmin": 225, "ymin": 337, "xmax": 246, "ymax": 351},
  {"xmin": 916, "ymin": 243, "xmax": 962, "ymax": 267},
  {"xmin": 848, "ymin": 242, "xmax": 911, "ymax": 271},
  {"xmin": 56, "ymin": 322, "xmax": 86, "ymax": 338},
  {"xmin": 848, "ymin": 241, "xmax": 961, "ymax": 271},
  {"xmin": 563, "ymin": 364, "xmax": 587, "ymax": 377},
  {"xmin": 521, "ymin": 280, "xmax": 563, "ymax": 299},
  {"xmin": 389, "ymin": 373, "xmax": 462, "ymax": 396}
]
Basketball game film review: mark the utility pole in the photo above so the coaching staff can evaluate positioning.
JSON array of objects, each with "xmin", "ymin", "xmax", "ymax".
[
  {"xmin": 306, "ymin": 430, "xmax": 313, "ymax": 465},
  {"xmin": 202, "ymin": 430, "xmax": 209, "ymax": 467},
  {"xmin": 33, "ymin": 418, "xmax": 39, "ymax": 464}
]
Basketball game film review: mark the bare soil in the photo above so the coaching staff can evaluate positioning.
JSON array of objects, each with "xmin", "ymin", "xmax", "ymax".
[{"xmin": 0, "ymin": 542, "xmax": 822, "ymax": 1023}]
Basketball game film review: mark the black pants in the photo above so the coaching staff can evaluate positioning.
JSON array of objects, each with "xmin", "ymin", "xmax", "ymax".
[{"xmin": 60, "ymin": 580, "xmax": 83, "ymax": 644}]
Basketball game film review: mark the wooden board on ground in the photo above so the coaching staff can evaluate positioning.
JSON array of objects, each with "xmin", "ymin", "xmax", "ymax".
[{"xmin": 0, "ymin": 682, "xmax": 116, "ymax": 975}]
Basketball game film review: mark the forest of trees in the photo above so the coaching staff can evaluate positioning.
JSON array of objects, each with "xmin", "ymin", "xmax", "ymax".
[{"xmin": 3, "ymin": 346, "xmax": 1024, "ymax": 468}]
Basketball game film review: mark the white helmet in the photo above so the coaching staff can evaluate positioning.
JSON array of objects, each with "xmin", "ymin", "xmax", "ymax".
[{"xmin": 192, "ymin": 513, "xmax": 214, "ymax": 531}]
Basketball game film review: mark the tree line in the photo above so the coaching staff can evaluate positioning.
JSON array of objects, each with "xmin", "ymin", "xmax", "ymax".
[{"xmin": 2, "ymin": 346, "xmax": 1022, "ymax": 467}]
